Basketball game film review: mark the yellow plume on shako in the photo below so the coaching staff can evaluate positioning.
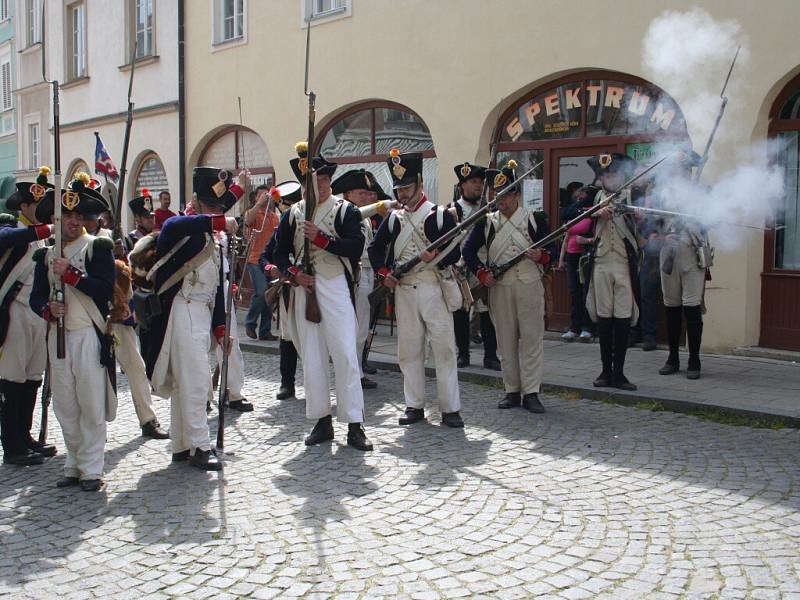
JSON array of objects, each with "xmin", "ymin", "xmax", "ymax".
[
  {"xmin": 295, "ymin": 141, "xmax": 308, "ymax": 158},
  {"xmin": 75, "ymin": 171, "xmax": 92, "ymax": 185},
  {"xmin": 507, "ymin": 159, "xmax": 518, "ymax": 170}
]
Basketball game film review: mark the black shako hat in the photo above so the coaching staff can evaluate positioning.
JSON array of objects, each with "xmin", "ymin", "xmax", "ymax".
[
  {"xmin": 453, "ymin": 162, "xmax": 488, "ymax": 184},
  {"xmin": 193, "ymin": 167, "xmax": 239, "ymax": 211},
  {"xmin": 274, "ymin": 180, "xmax": 302, "ymax": 205},
  {"xmin": 587, "ymin": 153, "xmax": 638, "ymax": 179},
  {"xmin": 129, "ymin": 188, "xmax": 154, "ymax": 216},
  {"xmin": 6, "ymin": 166, "xmax": 54, "ymax": 211},
  {"xmin": 386, "ymin": 149, "xmax": 423, "ymax": 189},
  {"xmin": 289, "ymin": 141, "xmax": 337, "ymax": 181},
  {"xmin": 488, "ymin": 160, "xmax": 520, "ymax": 193},
  {"xmin": 35, "ymin": 173, "xmax": 111, "ymax": 225},
  {"xmin": 331, "ymin": 169, "xmax": 391, "ymax": 200}
]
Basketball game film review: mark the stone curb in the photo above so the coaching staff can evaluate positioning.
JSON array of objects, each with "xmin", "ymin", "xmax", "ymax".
[{"xmin": 239, "ymin": 340, "xmax": 800, "ymax": 428}]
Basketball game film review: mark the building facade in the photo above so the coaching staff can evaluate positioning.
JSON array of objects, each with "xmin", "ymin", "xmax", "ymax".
[
  {"xmin": 30, "ymin": 0, "xmax": 179, "ymax": 232},
  {"xmin": 0, "ymin": 0, "xmax": 17, "ymax": 209},
  {"xmin": 180, "ymin": 0, "xmax": 800, "ymax": 353}
]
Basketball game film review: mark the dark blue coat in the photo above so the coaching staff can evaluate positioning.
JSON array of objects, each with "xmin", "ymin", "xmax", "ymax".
[
  {"xmin": 0, "ymin": 222, "xmax": 49, "ymax": 345},
  {"xmin": 29, "ymin": 237, "xmax": 116, "ymax": 323},
  {"xmin": 367, "ymin": 205, "xmax": 460, "ymax": 272},
  {"xmin": 144, "ymin": 215, "xmax": 225, "ymax": 379}
]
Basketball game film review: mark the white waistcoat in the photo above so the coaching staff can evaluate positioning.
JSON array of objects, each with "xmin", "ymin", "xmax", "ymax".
[{"xmin": 486, "ymin": 207, "xmax": 541, "ymax": 284}]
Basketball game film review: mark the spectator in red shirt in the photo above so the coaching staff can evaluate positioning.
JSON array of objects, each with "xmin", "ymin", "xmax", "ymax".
[{"xmin": 154, "ymin": 190, "xmax": 177, "ymax": 230}]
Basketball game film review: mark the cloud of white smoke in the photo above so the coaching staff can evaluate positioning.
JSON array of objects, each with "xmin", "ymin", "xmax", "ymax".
[{"xmin": 640, "ymin": 8, "xmax": 782, "ymax": 249}]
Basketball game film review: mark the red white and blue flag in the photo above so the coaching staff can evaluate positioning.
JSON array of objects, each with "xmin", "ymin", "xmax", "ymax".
[{"xmin": 94, "ymin": 132, "xmax": 119, "ymax": 182}]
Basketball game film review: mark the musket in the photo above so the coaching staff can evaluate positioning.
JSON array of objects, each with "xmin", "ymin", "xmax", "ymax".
[
  {"xmin": 367, "ymin": 161, "xmax": 543, "ymax": 310},
  {"xmin": 113, "ymin": 41, "xmax": 138, "ymax": 241},
  {"xmin": 216, "ymin": 234, "xmax": 238, "ymax": 453},
  {"xmin": 232, "ymin": 96, "xmax": 258, "ymax": 302},
  {"xmin": 694, "ymin": 46, "xmax": 740, "ymax": 182},
  {"xmin": 38, "ymin": 359, "xmax": 52, "ymax": 445},
  {"xmin": 40, "ymin": 4, "xmax": 64, "ymax": 359},
  {"xmin": 302, "ymin": 22, "xmax": 321, "ymax": 323},
  {"xmin": 616, "ymin": 204, "xmax": 781, "ymax": 232},
  {"xmin": 471, "ymin": 156, "xmax": 670, "ymax": 302}
]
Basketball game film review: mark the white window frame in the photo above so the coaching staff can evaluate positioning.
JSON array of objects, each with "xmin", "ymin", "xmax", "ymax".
[
  {"xmin": 27, "ymin": 121, "xmax": 40, "ymax": 170},
  {"xmin": 0, "ymin": 59, "xmax": 11, "ymax": 112},
  {"xmin": 67, "ymin": 2, "xmax": 87, "ymax": 80},
  {"xmin": 131, "ymin": 0, "xmax": 155, "ymax": 60},
  {"xmin": 26, "ymin": 0, "xmax": 41, "ymax": 46},
  {"xmin": 212, "ymin": 0, "xmax": 246, "ymax": 46},
  {"xmin": 301, "ymin": 0, "xmax": 351, "ymax": 26},
  {"xmin": 0, "ymin": 0, "xmax": 10, "ymax": 23}
]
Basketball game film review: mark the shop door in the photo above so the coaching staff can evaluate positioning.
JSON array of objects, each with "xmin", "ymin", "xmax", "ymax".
[{"xmin": 546, "ymin": 146, "xmax": 616, "ymax": 331}]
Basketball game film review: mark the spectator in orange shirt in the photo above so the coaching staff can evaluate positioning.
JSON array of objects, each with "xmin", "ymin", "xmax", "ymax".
[{"xmin": 244, "ymin": 185, "xmax": 280, "ymax": 340}]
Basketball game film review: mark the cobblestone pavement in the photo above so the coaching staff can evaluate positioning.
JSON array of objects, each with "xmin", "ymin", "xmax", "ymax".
[{"xmin": 1, "ymin": 351, "xmax": 799, "ymax": 599}]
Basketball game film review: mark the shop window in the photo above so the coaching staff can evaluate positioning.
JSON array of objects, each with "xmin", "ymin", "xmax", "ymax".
[
  {"xmin": 772, "ymin": 88, "xmax": 800, "ymax": 270},
  {"xmin": 317, "ymin": 102, "xmax": 437, "ymax": 202},
  {"xmin": 134, "ymin": 153, "xmax": 168, "ymax": 197}
]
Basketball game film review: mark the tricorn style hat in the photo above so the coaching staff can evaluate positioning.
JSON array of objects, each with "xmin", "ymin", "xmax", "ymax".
[
  {"xmin": 193, "ymin": 167, "xmax": 240, "ymax": 211},
  {"xmin": 331, "ymin": 169, "xmax": 391, "ymax": 200},
  {"xmin": 453, "ymin": 162, "xmax": 488, "ymax": 184},
  {"xmin": 386, "ymin": 148, "xmax": 423, "ymax": 189},
  {"xmin": 6, "ymin": 166, "xmax": 54, "ymax": 211},
  {"xmin": 35, "ymin": 172, "xmax": 112, "ymax": 224},
  {"xmin": 274, "ymin": 180, "xmax": 302, "ymax": 206},
  {"xmin": 587, "ymin": 153, "xmax": 638, "ymax": 179},
  {"xmin": 488, "ymin": 160, "xmax": 520, "ymax": 193},
  {"xmin": 289, "ymin": 141, "xmax": 337, "ymax": 180},
  {"xmin": 129, "ymin": 188, "xmax": 154, "ymax": 216}
]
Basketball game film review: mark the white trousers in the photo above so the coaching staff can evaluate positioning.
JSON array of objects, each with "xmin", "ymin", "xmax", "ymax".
[
  {"xmin": 395, "ymin": 276, "xmax": 460, "ymax": 413},
  {"xmin": 49, "ymin": 326, "xmax": 107, "ymax": 480},
  {"xmin": 168, "ymin": 298, "xmax": 213, "ymax": 454},
  {"xmin": 489, "ymin": 279, "xmax": 545, "ymax": 395},
  {"xmin": 0, "ymin": 300, "xmax": 47, "ymax": 382},
  {"xmin": 213, "ymin": 283, "xmax": 245, "ymax": 401},
  {"xmin": 355, "ymin": 268, "xmax": 373, "ymax": 376},
  {"xmin": 111, "ymin": 322, "xmax": 157, "ymax": 426},
  {"xmin": 290, "ymin": 273, "xmax": 364, "ymax": 423}
]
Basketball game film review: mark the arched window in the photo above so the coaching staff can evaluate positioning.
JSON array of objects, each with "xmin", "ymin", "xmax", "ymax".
[
  {"xmin": 133, "ymin": 152, "xmax": 169, "ymax": 198},
  {"xmin": 66, "ymin": 159, "xmax": 91, "ymax": 182},
  {"xmin": 761, "ymin": 73, "xmax": 800, "ymax": 350},
  {"xmin": 317, "ymin": 101, "xmax": 438, "ymax": 201},
  {"xmin": 199, "ymin": 126, "xmax": 274, "ymax": 189},
  {"xmin": 495, "ymin": 72, "xmax": 690, "ymax": 217}
]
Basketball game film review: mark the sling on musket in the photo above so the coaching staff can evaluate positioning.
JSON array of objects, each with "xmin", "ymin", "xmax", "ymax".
[
  {"xmin": 113, "ymin": 41, "xmax": 138, "ymax": 242},
  {"xmin": 301, "ymin": 22, "xmax": 322, "ymax": 323},
  {"xmin": 367, "ymin": 161, "xmax": 543, "ymax": 310},
  {"xmin": 215, "ymin": 233, "xmax": 238, "ymax": 452},
  {"xmin": 470, "ymin": 156, "xmax": 671, "ymax": 302},
  {"xmin": 40, "ymin": 5, "xmax": 65, "ymax": 360}
]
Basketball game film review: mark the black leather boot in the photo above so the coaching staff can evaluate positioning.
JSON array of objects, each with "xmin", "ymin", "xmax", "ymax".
[
  {"xmin": 480, "ymin": 313, "xmax": 500, "ymax": 370},
  {"xmin": 21, "ymin": 381, "xmax": 56, "ymax": 456},
  {"xmin": 347, "ymin": 423, "xmax": 373, "ymax": 451},
  {"xmin": 441, "ymin": 411, "xmax": 465, "ymax": 428},
  {"xmin": 141, "ymin": 419, "xmax": 170, "ymax": 439},
  {"xmin": 593, "ymin": 318, "xmax": 613, "ymax": 387},
  {"xmin": 278, "ymin": 340, "xmax": 298, "ymax": 398},
  {"xmin": 612, "ymin": 318, "xmax": 637, "ymax": 391},
  {"xmin": 454, "ymin": 309, "xmax": 470, "ymax": 368},
  {"xmin": 228, "ymin": 399, "xmax": 254, "ymax": 412},
  {"xmin": 659, "ymin": 306, "xmax": 683, "ymax": 375},
  {"xmin": 190, "ymin": 449, "xmax": 222, "ymax": 471},
  {"xmin": 304, "ymin": 415, "xmax": 334, "ymax": 445},
  {"xmin": 684, "ymin": 305, "xmax": 703, "ymax": 380},
  {"xmin": 522, "ymin": 393, "xmax": 545, "ymax": 413},
  {"xmin": 497, "ymin": 392, "xmax": 521, "ymax": 409},
  {"xmin": 398, "ymin": 407, "xmax": 425, "ymax": 425}
]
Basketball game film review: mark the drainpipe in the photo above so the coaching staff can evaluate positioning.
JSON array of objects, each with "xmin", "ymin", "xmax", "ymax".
[{"xmin": 177, "ymin": 0, "xmax": 186, "ymax": 208}]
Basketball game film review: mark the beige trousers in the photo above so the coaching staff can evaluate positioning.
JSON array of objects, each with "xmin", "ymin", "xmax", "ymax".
[
  {"xmin": 489, "ymin": 278, "xmax": 545, "ymax": 395},
  {"xmin": 660, "ymin": 243, "xmax": 705, "ymax": 307},
  {"xmin": 395, "ymin": 274, "xmax": 460, "ymax": 413},
  {"xmin": 111, "ymin": 323, "xmax": 157, "ymax": 427},
  {"xmin": 0, "ymin": 300, "xmax": 47, "ymax": 382},
  {"xmin": 587, "ymin": 254, "xmax": 635, "ymax": 321}
]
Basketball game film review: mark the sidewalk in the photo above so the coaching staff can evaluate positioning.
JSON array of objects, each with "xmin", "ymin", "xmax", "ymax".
[{"xmin": 237, "ymin": 311, "xmax": 800, "ymax": 425}]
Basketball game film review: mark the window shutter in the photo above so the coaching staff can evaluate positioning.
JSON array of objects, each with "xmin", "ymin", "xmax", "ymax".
[{"xmin": 1, "ymin": 62, "xmax": 10, "ymax": 111}]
